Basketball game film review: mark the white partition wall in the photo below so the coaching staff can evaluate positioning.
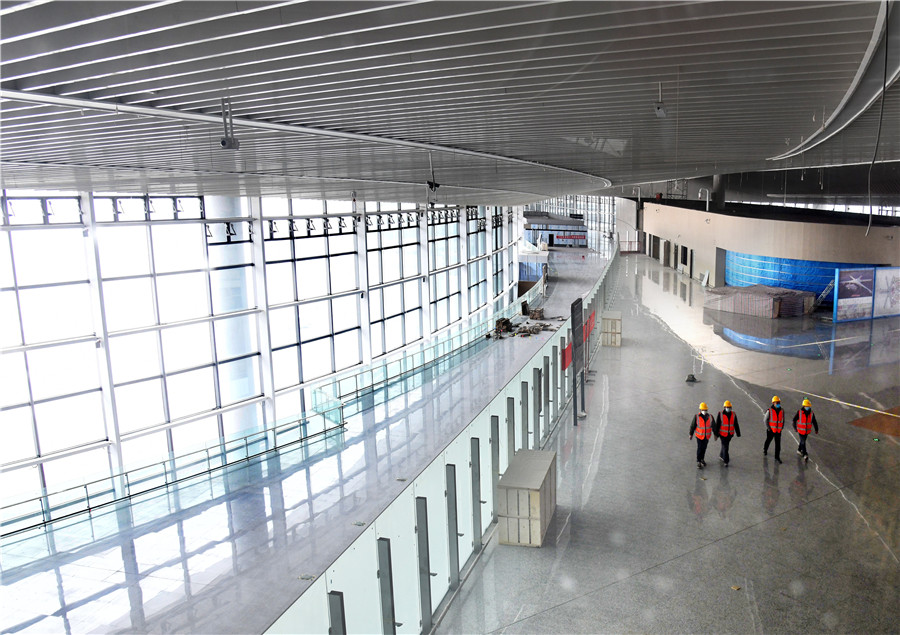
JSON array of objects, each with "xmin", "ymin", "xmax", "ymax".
[{"xmin": 267, "ymin": 243, "xmax": 621, "ymax": 634}]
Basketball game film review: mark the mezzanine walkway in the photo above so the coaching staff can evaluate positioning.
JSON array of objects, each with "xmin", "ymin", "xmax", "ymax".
[{"xmin": 0, "ymin": 246, "xmax": 609, "ymax": 634}]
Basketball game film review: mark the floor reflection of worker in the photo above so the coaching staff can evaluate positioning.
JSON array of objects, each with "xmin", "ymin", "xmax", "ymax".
[
  {"xmin": 689, "ymin": 402, "xmax": 713, "ymax": 469},
  {"xmin": 687, "ymin": 472, "xmax": 709, "ymax": 524},
  {"xmin": 763, "ymin": 395, "xmax": 784, "ymax": 463},
  {"xmin": 792, "ymin": 398, "xmax": 819, "ymax": 461},
  {"xmin": 713, "ymin": 466, "xmax": 737, "ymax": 519},
  {"xmin": 789, "ymin": 457, "xmax": 814, "ymax": 506},
  {"xmin": 762, "ymin": 458, "xmax": 780, "ymax": 516},
  {"xmin": 713, "ymin": 400, "xmax": 741, "ymax": 466}
]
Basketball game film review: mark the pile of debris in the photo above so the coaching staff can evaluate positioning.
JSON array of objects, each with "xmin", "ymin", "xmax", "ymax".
[
  {"xmin": 704, "ymin": 284, "xmax": 815, "ymax": 318},
  {"xmin": 494, "ymin": 317, "xmax": 513, "ymax": 335},
  {"xmin": 490, "ymin": 315, "xmax": 562, "ymax": 339}
]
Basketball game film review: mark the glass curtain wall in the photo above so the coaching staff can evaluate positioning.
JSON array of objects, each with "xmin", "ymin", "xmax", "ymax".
[
  {"xmin": 1, "ymin": 192, "xmax": 517, "ymax": 508},
  {"xmin": 466, "ymin": 207, "xmax": 488, "ymax": 314},
  {"xmin": 527, "ymin": 195, "xmax": 617, "ymax": 251},
  {"xmin": 366, "ymin": 202, "xmax": 423, "ymax": 357},
  {"xmin": 427, "ymin": 207, "xmax": 463, "ymax": 332}
]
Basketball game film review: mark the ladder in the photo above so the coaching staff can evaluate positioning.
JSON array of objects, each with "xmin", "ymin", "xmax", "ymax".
[{"xmin": 812, "ymin": 279, "xmax": 835, "ymax": 311}]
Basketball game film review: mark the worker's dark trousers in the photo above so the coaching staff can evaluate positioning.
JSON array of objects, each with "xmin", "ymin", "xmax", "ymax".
[
  {"xmin": 764, "ymin": 430, "xmax": 781, "ymax": 460},
  {"xmin": 798, "ymin": 434, "xmax": 808, "ymax": 456},
  {"xmin": 719, "ymin": 436, "xmax": 732, "ymax": 463},
  {"xmin": 696, "ymin": 437, "xmax": 709, "ymax": 463}
]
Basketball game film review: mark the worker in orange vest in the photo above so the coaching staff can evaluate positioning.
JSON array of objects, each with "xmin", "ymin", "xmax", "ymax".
[
  {"xmin": 713, "ymin": 400, "xmax": 741, "ymax": 466},
  {"xmin": 792, "ymin": 398, "xmax": 819, "ymax": 461},
  {"xmin": 763, "ymin": 395, "xmax": 784, "ymax": 463},
  {"xmin": 689, "ymin": 402, "xmax": 713, "ymax": 469}
]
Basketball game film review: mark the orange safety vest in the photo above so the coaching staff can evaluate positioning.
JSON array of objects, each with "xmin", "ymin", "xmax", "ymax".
[
  {"xmin": 719, "ymin": 411, "xmax": 736, "ymax": 437},
  {"xmin": 797, "ymin": 410, "xmax": 813, "ymax": 435},
  {"xmin": 695, "ymin": 413, "xmax": 712, "ymax": 440},
  {"xmin": 768, "ymin": 407, "xmax": 784, "ymax": 433}
]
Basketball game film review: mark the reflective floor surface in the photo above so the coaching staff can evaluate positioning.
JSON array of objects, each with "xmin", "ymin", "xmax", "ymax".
[
  {"xmin": 437, "ymin": 254, "xmax": 900, "ymax": 634},
  {"xmin": 0, "ymin": 247, "xmax": 608, "ymax": 634}
]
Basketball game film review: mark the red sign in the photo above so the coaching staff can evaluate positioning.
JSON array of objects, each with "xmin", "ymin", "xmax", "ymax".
[
  {"xmin": 561, "ymin": 343, "xmax": 573, "ymax": 370},
  {"xmin": 582, "ymin": 311, "xmax": 596, "ymax": 340},
  {"xmin": 555, "ymin": 235, "xmax": 585, "ymax": 240}
]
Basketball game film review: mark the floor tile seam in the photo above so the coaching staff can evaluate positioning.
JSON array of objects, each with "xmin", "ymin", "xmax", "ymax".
[{"xmin": 487, "ymin": 474, "xmax": 891, "ymax": 634}]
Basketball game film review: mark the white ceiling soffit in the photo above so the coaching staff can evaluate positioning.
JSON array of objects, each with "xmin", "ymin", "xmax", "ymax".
[
  {"xmin": 0, "ymin": 1, "xmax": 891, "ymax": 202},
  {"xmin": 772, "ymin": 0, "xmax": 898, "ymax": 161}
]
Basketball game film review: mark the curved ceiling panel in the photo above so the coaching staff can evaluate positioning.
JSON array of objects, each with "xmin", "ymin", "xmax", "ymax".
[{"xmin": 0, "ymin": 1, "xmax": 889, "ymax": 202}]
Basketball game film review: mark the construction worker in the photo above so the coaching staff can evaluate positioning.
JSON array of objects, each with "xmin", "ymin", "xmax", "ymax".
[
  {"xmin": 792, "ymin": 398, "xmax": 819, "ymax": 461},
  {"xmin": 713, "ymin": 400, "xmax": 741, "ymax": 466},
  {"xmin": 689, "ymin": 402, "xmax": 713, "ymax": 469},
  {"xmin": 763, "ymin": 395, "xmax": 784, "ymax": 463}
]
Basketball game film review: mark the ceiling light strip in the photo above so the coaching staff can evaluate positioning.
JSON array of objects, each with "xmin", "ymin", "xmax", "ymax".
[
  {"xmin": 0, "ymin": 0, "xmax": 182, "ymax": 45},
  {"xmin": 0, "ymin": 0, "xmax": 54, "ymax": 18}
]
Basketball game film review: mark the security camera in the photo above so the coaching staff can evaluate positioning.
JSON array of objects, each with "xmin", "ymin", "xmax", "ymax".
[{"xmin": 219, "ymin": 137, "xmax": 240, "ymax": 150}]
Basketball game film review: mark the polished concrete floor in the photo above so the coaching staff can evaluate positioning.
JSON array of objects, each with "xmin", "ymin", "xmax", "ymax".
[
  {"xmin": 3, "ymin": 249, "xmax": 897, "ymax": 634},
  {"xmin": 0, "ymin": 247, "xmax": 608, "ymax": 634},
  {"xmin": 437, "ymin": 254, "xmax": 900, "ymax": 634}
]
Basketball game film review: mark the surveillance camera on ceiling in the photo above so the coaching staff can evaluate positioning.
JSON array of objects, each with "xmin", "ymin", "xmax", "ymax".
[
  {"xmin": 654, "ymin": 102, "xmax": 667, "ymax": 119},
  {"xmin": 219, "ymin": 137, "xmax": 240, "ymax": 150}
]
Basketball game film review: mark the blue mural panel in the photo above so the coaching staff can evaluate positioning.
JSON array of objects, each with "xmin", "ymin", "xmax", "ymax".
[{"xmin": 724, "ymin": 251, "xmax": 872, "ymax": 296}]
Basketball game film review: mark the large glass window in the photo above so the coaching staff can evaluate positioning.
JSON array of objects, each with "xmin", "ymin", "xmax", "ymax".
[
  {"xmin": 262, "ymin": 199, "xmax": 362, "ymax": 384},
  {"xmin": 1, "ymin": 191, "xmax": 516, "ymax": 511},
  {"xmin": 427, "ymin": 208, "xmax": 463, "ymax": 332},
  {"xmin": 367, "ymin": 211, "xmax": 422, "ymax": 355}
]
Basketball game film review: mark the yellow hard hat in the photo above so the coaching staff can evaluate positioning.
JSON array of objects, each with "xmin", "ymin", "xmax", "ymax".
[
  {"xmin": 802, "ymin": 398, "xmax": 812, "ymax": 407},
  {"xmin": 699, "ymin": 402, "xmax": 708, "ymax": 410},
  {"xmin": 723, "ymin": 400, "xmax": 732, "ymax": 408},
  {"xmin": 771, "ymin": 396, "xmax": 781, "ymax": 403}
]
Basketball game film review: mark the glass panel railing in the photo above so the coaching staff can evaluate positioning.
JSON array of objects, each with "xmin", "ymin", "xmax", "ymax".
[
  {"xmin": 0, "ymin": 405, "xmax": 348, "ymax": 537},
  {"xmin": 304, "ymin": 275, "xmax": 548, "ymax": 406}
]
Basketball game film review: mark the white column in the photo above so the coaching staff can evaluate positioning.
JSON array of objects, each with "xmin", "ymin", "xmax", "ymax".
[
  {"xmin": 245, "ymin": 196, "xmax": 277, "ymax": 429},
  {"xmin": 459, "ymin": 207, "xmax": 471, "ymax": 320},
  {"xmin": 418, "ymin": 207, "xmax": 432, "ymax": 333},
  {"xmin": 204, "ymin": 196, "xmax": 262, "ymax": 438}
]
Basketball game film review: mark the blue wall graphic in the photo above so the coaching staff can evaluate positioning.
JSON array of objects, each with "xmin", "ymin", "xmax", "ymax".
[{"xmin": 725, "ymin": 250, "xmax": 873, "ymax": 296}]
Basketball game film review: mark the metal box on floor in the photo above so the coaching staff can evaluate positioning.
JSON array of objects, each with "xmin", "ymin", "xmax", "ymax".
[
  {"xmin": 497, "ymin": 450, "xmax": 557, "ymax": 547},
  {"xmin": 601, "ymin": 311, "xmax": 622, "ymax": 347}
]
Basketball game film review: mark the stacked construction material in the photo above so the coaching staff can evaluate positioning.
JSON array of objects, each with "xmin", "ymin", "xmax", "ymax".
[{"xmin": 704, "ymin": 285, "xmax": 815, "ymax": 318}]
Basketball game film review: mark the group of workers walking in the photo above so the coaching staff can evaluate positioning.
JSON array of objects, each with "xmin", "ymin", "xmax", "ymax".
[{"xmin": 689, "ymin": 396, "xmax": 819, "ymax": 469}]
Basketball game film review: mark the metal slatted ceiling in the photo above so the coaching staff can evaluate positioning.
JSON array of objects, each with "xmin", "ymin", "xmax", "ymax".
[{"xmin": 0, "ymin": 1, "xmax": 891, "ymax": 203}]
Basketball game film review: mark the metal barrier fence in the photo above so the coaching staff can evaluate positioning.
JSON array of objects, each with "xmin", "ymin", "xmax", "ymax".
[{"xmin": 267, "ymin": 239, "xmax": 621, "ymax": 634}]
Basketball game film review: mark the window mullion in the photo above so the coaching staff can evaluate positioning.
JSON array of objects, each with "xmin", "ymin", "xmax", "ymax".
[
  {"xmin": 249, "ymin": 196, "xmax": 277, "ymax": 430},
  {"xmin": 200, "ymin": 201, "xmax": 224, "ymax": 443},
  {"xmin": 418, "ymin": 209, "xmax": 431, "ymax": 334},
  {"xmin": 80, "ymin": 192, "xmax": 126, "ymax": 493},
  {"xmin": 357, "ymin": 201, "xmax": 372, "ymax": 365}
]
